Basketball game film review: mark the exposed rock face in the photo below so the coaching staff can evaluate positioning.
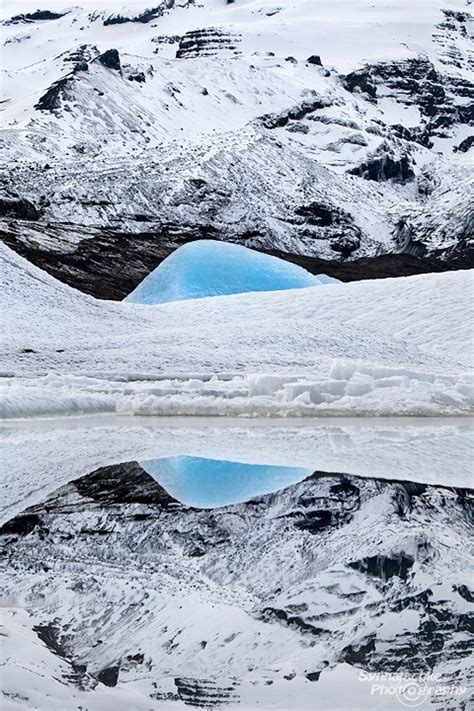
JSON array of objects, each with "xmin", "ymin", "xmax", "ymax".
[
  {"xmin": 5, "ymin": 10, "xmax": 68, "ymax": 24},
  {"xmin": 455, "ymin": 135, "xmax": 474, "ymax": 153},
  {"xmin": 97, "ymin": 48, "xmax": 121, "ymax": 71},
  {"xmin": 102, "ymin": 0, "xmax": 176, "ymax": 26},
  {"xmin": 176, "ymin": 28, "xmax": 240, "ymax": 58},
  {"xmin": 343, "ymin": 57, "xmax": 474, "ymax": 145},
  {"xmin": 0, "ymin": 196, "xmax": 39, "ymax": 220},
  {"xmin": 349, "ymin": 143, "xmax": 415, "ymax": 183},
  {"xmin": 34, "ymin": 76, "xmax": 72, "ymax": 111},
  {"xmin": 1, "ymin": 463, "xmax": 472, "ymax": 708}
]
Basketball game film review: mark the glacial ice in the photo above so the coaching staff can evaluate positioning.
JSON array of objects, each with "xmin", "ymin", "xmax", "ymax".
[
  {"xmin": 124, "ymin": 240, "xmax": 337, "ymax": 305},
  {"xmin": 140, "ymin": 456, "xmax": 312, "ymax": 508}
]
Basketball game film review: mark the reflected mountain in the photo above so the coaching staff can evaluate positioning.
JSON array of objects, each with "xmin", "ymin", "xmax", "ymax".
[{"xmin": 1, "ymin": 453, "xmax": 472, "ymax": 710}]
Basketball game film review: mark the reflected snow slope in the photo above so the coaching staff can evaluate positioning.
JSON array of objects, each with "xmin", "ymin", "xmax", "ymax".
[
  {"xmin": 124, "ymin": 241, "xmax": 336, "ymax": 305},
  {"xmin": 140, "ymin": 456, "xmax": 312, "ymax": 507}
]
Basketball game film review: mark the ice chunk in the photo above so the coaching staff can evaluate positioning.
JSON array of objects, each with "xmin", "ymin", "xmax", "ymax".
[
  {"xmin": 140, "ymin": 456, "xmax": 312, "ymax": 508},
  {"xmin": 124, "ymin": 240, "xmax": 337, "ymax": 305}
]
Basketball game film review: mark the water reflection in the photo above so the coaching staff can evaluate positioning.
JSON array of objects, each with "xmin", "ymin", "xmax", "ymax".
[
  {"xmin": 1, "ymin": 419, "xmax": 473, "ymax": 710},
  {"xmin": 140, "ymin": 456, "xmax": 312, "ymax": 508}
]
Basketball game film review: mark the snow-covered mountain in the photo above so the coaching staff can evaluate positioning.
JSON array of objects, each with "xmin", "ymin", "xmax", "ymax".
[{"xmin": 1, "ymin": 1, "xmax": 473, "ymax": 295}]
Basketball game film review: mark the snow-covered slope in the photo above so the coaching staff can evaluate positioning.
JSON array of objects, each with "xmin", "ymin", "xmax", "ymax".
[
  {"xmin": 1, "ymin": 243, "xmax": 473, "ymax": 417},
  {"xmin": 1, "ymin": 0, "xmax": 473, "ymax": 277}
]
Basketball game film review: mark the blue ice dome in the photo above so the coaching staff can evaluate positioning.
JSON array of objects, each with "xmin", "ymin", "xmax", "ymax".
[
  {"xmin": 124, "ymin": 240, "xmax": 337, "ymax": 305},
  {"xmin": 140, "ymin": 456, "xmax": 312, "ymax": 508}
]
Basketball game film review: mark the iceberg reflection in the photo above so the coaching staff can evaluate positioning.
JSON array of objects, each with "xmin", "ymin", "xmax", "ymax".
[{"xmin": 140, "ymin": 455, "xmax": 312, "ymax": 508}]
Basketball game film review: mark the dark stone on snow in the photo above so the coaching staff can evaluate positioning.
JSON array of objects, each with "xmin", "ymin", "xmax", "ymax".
[
  {"xmin": 97, "ymin": 666, "xmax": 120, "ymax": 687},
  {"xmin": 348, "ymin": 554, "xmax": 415, "ymax": 581},
  {"xmin": 455, "ymin": 585, "xmax": 474, "ymax": 603},
  {"xmin": 34, "ymin": 76, "xmax": 71, "ymax": 111},
  {"xmin": 307, "ymin": 55, "xmax": 322, "ymax": 66},
  {"xmin": 343, "ymin": 69, "xmax": 377, "ymax": 99},
  {"xmin": 103, "ymin": 2, "xmax": 175, "ymax": 26},
  {"xmin": 0, "ymin": 196, "xmax": 40, "ymax": 220},
  {"xmin": 0, "ymin": 514, "xmax": 41, "ymax": 537},
  {"xmin": 6, "ymin": 10, "xmax": 67, "ymax": 24},
  {"xmin": 349, "ymin": 145, "xmax": 414, "ymax": 183},
  {"xmin": 98, "ymin": 49, "xmax": 121, "ymax": 71},
  {"xmin": 454, "ymin": 135, "xmax": 474, "ymax": 153},
  {"xmin": 295, "ymin": 202, "xmax": 334, "ymax": 226},
  {"xmin": 176, "ymin": 28, "xmax": 239, "ymax": 59},
  {"xmin": 127, "ymin": 72, "xmax": 146, "ymax": 83}
]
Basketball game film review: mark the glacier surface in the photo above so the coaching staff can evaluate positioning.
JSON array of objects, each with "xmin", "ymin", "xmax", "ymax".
[{"xmin": 125, "ymin": 240, "xmax": 336, "ymax": 304}]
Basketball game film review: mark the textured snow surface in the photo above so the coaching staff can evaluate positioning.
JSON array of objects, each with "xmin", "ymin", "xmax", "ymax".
[
  {"xmin": 125, "ymin": 240, "xmax": 335, "ymax": 304},
  {"xmin": 1, "ymin": 243, "xmax": 473, "ymax": 417}
]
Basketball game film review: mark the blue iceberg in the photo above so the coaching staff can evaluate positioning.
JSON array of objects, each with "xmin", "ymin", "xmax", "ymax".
[
  {"xmin": 140, "ymin": 456, "xmax": 312, "ymax": 508},
  {"xmin": 124, "ymin": 240, "xmax": 337, "ymax": 305}
]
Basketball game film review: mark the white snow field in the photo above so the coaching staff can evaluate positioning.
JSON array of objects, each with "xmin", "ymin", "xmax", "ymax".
[
  {"xmin": 1, "ymin": 243, "xmax": 473, "ymax": 418},
  {"xmin": 124, "ymin": 240, "xmax": 335, "ymax": 305}
]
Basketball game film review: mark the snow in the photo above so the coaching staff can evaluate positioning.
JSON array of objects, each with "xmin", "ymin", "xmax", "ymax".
[
  {"xmin": 1, "ymin": 243, "xmax": 473, "ymax": 418},
  {"xmin": 125, "ymin": 240, "xmax": 335, "ymax": 304},
  {"xmin": 140, "ymin": 456, "xmax": 312, "ymax": 507}
]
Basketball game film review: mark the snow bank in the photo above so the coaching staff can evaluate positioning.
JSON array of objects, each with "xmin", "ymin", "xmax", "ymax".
[
  {"xmin": 1, "ymin": 244, "xmax": 473, "ymax": 418},
  {"xmin": 124, "ymin": 240, "xmax": 335, "ymax": 305}
]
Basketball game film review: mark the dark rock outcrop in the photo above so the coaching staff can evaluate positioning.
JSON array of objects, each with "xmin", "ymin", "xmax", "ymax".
[
  {"xmin": 176, "ymin": 28, "xmax": 239, "ymax": 58},
  {"xmin": 34, "ymin": 76, "xmax": 71, "ymax": 111},
  {"xmin": 349, "ymin": 143, "xmax": 415, "ymax": 183},
  {"xmin": 103, "ymin": 1, "xmax": 175, "ymax": 26},
  {"xmin": 6, "ymin": 10, "xmax": 67, "ymax": 25},
  {"xmin": 454, "ymin": 135, "xmax": 474, "ymax": 153},
  {"xmin": 0, "ymin": 196, "xmax": 40, "ymax": 220},
  {"xmin": 97, "ymin": 49, "xmax": 121, "ymax": 71},
  {"xmin": 259, "ymin": 97, "xmax": 331, "ymax": 129}
]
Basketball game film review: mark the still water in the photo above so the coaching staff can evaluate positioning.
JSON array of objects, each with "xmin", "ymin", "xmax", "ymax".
[{"xmin": 1, "ymin": 417, "xmax": 472, "ymax": 710}]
